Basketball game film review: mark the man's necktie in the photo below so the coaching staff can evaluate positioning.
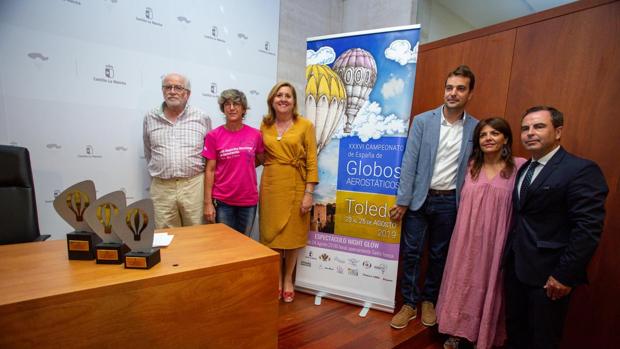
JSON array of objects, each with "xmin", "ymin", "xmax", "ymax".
[{"xmin": 520, "ymin": 161, "xmax": 539, "ymax": 200}]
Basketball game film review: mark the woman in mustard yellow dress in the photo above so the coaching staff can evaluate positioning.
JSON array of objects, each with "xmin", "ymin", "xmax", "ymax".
[{"xmin": 259, "ymin": 82, "xmax": 319, "ymax": 303}]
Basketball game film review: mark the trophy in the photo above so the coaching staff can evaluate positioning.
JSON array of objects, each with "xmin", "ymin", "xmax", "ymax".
[
  {"xmin": 83, "ymin": 191, "xmax": 130, "ymax": 264},
  {"xmin": 112, "ymin": 199, "xmax": 160, "ymax": 269},
  {"xmin": 53, "ymin": 180, "xmax": 102, "ymax": 260}
]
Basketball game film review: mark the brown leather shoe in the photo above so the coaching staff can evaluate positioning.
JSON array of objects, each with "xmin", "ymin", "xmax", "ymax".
[
  {"xmin": 390, "ymin": 304, "xmax": 417, "ymax": 329},
  {"xmin": 421, "ymin": 301, "xmax": 437, "ymax": 326}
]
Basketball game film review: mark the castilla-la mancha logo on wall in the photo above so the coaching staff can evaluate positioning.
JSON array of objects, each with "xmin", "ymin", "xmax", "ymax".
[
  {"xmin": 105, "ymin": 65, "xmax": 114, "ymax": 79},
  {"xmin": 93, "ymin": 64, "xmax": 126, "ymax": 86},
  {"xmin": 204, "ymin": 25, "xmax": 226, "ymax": 43},
  {"xmin": 136, "ymin": 7, "xmax": 163, "ymax": 27},
  {"xmin": 259, "ymin": 40, "xmax": 276, "ymax": 56},
  {"xmin": 202, "ymin": 82, "xmax": 219, "ymax": 98},
  {"xmin": 78, "ymin": 145, "xmax": 102, "ymax": 159}
]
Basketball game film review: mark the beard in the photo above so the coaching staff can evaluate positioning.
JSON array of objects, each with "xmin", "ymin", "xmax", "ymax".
[{"xmin": 164, "ymin": 97, "xmax": 186, "ymax": 109}]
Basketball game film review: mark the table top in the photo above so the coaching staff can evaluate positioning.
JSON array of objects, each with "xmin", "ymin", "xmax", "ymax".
[{"xmin": 0, "ymin": 224, "xmax": 278, "ymax": 306}]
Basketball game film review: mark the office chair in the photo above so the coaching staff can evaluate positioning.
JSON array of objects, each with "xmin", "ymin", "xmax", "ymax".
[{"xmin": 0, "ymin": 145, "xmax": 50, "ymax": 244}]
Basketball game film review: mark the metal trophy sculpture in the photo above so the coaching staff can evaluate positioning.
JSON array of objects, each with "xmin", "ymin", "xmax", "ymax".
[
  {"xmin": 111, "ymin": 199, "xmax": 160, "ymax": 269},
  {"xmin": 53, "ymin": 180, "xmax": 102, "ymax": 260},
  {"xmin": 83, "ymin": 191, "xmax": 129, "ymax": 264}
]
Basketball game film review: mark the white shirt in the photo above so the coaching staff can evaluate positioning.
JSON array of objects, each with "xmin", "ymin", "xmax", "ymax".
[
  {"xmin": 430, "ymin": 109, "xmax": 464, "ymax": 190},
  {"xmin": 517, "ymin": 145, "xmax": 560, "ymax": 198}
]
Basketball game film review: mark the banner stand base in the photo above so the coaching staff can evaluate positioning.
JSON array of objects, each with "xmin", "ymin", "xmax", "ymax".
[
  {"xmin": 294, "ymin": 284, "xmax": 394, "ymax": 313},
  {"xmin": 359, "ymin": 302, "xmax": 372, "ymax": 317},
  {"xmin": 314, "ymin": 292, "xmax": 326, "ymax": 305}
]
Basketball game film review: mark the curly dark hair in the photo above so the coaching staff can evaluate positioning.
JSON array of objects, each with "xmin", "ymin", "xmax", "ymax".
[{"xmin": 469, "ymin": 117, "xmax": 515, "ymax": 180}]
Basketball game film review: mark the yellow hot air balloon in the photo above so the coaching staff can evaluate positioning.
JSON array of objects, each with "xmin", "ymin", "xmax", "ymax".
[
  {"xmin": 96, "ymin": 202, "xmax": 119, "ymax": 234},
  {"xmin": 66, "ymin": 190, "xmax": 90, "ymax": 222},
  {"xmin": 305, "ymin": 64, "xmax": 347, "ymax": 155},
  {"xmin": 125, "ymin": 208, "xmax": 149, "ymax": 241}
]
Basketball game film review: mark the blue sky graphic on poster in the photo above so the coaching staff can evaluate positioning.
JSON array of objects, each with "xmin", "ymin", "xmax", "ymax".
[{"xmin": 306, "ymin": 29, "xmax": 420, "ymax": 204}]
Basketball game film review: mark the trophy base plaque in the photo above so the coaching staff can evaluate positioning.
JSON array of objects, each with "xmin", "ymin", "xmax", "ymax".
[
  {"xmin": 124, "ymin": 248, "xmax": 161, "ymax": 269},
  {"xmin": 96, "ymin": 243, "xmax": 130, "ymax": 264},
  {"xmin": 66, "ymin": 231, "xmax": 102, "ymax": 260}
]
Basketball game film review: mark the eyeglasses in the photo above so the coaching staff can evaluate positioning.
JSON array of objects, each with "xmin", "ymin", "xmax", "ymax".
[
  {"xmin": 223, "ymin": 101, "xmax": 242, "ymax": 108},
  {"xmin": 162, "ymin": 85, "xmax": 187, "ymax": 92}
]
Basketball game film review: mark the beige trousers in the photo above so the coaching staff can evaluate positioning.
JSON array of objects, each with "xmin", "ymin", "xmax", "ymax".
[{"xmin": 150, "ymin": 173, "xmax": 205, "ymax": 229}]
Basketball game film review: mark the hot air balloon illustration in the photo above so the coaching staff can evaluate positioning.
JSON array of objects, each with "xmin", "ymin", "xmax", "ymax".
[
  {"xmin": 332, "ymin": 48, "xmax": 377, "ymax": 133},
  {"xmin": 66, "ymin": 190, "xmax": 90, "ymax": 222},
  {"xmin": 125, "ymin": 208, "xmax": 149, "ymax": 241},
  {"xmin": 96, "ymin": 203, "xmax": 119, "ymax": 234},
  {"xmin": 305, "ymin": 64, "xmax": 347, "ymax": 154}
]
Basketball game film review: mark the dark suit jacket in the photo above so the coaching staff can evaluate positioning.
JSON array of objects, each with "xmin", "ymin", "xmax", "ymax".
[{"xmin": 506, "ymin": 146, "xmax": 608, "ymax": 287}]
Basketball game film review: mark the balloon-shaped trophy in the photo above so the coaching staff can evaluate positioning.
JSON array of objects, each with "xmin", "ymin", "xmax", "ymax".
[
  {"xmin": 53, "ymin": 180, "xmax": 102, "ymax": 260},
  {"xmin": 84, "ymin": 191, "xmax": 130, "ymax": 264},
  {"xmin": 112, "ymin": 199, "xmax": 160, "ymax": 269}
]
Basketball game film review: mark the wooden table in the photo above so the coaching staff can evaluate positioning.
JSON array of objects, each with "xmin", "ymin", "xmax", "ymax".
[{"xmin": 0, "ymin": 224, "xmax": 279, "ymax": 348}]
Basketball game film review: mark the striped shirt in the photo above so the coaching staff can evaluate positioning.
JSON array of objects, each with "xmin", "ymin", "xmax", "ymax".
[{"xmin": 143, "ymin": 103, "xmax": 212, "ymax": 179}]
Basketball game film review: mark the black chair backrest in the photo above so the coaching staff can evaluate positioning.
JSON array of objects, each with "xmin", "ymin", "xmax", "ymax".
[{"xmin": 0, "ymin": 145, "xmax": 43, "ymax": 244}]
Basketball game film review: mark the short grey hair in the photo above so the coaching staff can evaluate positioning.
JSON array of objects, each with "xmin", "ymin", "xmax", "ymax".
[
  {"xmin": 218, "ymin": 89, "xmax": 249, "ymax": 114},
  {"xmin": 161, "ymin": 73, "xmax": 191, "ymax": 91}
]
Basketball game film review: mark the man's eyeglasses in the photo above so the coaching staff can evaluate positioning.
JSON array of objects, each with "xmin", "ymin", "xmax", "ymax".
[{"xmin": 162, "ymin": 85, "xmax": 187, "ymax": 92}]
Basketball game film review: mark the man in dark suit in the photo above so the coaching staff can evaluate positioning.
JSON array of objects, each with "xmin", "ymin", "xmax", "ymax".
[{"xmin": 505, "ymin": 106, "xmax": 608, "ymax": 349}]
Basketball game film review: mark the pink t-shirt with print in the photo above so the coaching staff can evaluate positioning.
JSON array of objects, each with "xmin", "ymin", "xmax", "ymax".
[{"xmin": 202, "ymin": 125, "xmax": 264, "ymax": 206}]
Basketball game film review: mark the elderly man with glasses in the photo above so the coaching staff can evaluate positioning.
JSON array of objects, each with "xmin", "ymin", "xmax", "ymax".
[{"xmin": 143, "ymin": 72, "xmax": 212, "ymax": 228}]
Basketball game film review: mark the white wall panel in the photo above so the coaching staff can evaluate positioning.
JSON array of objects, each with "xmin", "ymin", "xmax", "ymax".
[{"xmin": 0, "ymin": 0, "xmax": 279, "ymax": 239}]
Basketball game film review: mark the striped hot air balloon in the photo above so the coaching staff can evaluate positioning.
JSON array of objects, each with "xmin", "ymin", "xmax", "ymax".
[{"xmin": 332, "ymin": 48, "xmax": 377, "ymax": 133}]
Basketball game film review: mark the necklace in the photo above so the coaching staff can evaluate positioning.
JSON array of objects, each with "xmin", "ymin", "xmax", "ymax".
[{"xmin": 275, "ymin": 119, "xmax": 292, "ymax": 141}]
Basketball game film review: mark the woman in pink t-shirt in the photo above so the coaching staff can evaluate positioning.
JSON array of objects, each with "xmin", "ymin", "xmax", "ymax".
[{"xmin": 202, "ymin": 89, "xmax": 264, "ymax": 235}]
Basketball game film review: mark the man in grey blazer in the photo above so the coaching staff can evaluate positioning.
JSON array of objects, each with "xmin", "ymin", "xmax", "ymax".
[{"xmin": 389, "ymin": 65, "xmax": 479, "ymax": 329}]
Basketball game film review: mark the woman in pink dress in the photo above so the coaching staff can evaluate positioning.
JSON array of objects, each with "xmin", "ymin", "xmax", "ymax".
[{"xmin": 436, "ymin": 117, "xmax": 526, "ymax": 349}]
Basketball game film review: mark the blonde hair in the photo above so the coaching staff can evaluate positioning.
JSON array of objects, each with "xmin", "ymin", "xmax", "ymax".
[{"xmin": 263, "ymin": 81, "xmax": 300, "ymax": 126}]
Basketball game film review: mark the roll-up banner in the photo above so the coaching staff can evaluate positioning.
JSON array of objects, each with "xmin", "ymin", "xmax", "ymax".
[{"xmin": 298, "ymin": 25, "xmax": 420, "ymax": 312}]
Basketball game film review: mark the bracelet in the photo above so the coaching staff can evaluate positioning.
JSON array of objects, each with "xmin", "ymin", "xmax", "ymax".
[{"xmin": 304, "ymin": 190, "xmax": 314, "ymax": 194}]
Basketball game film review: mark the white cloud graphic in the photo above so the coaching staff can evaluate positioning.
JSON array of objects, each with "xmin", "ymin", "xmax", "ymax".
[
  {"xmin": 306, "ymin": 46, "xmax": 336, "ymax": 65},
  {"xmin": 381, "ymin": 76, "xmax": 404, "ymax": 99},
  {"xmin": 384, "ymin": 40, "xmax": 418, "ymax": 65},
  {"xmin": 335, "ymin": 101, "xmax": 407, "ymax": 142}
]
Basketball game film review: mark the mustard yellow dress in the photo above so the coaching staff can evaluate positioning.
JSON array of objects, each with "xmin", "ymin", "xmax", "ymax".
[{"xmin": 259, "ymin": 117, "xmax": 319, "ymax": 249}]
